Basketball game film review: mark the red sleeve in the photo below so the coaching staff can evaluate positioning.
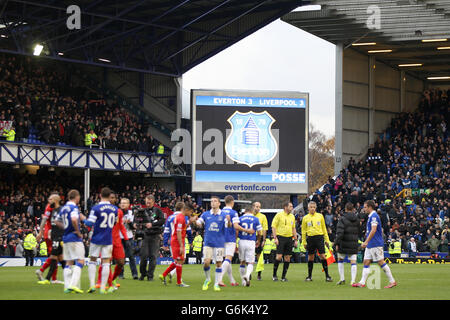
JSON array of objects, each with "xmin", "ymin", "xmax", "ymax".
[{"xmin": 118, "ymin": 209, "xmax": 129, "ymax": 241}]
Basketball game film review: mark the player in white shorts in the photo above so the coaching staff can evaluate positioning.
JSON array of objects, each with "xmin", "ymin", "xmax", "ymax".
[
  {"xmin": 335, "ymin": 202, "xmax": 360, "ymax": 285},
  {"xmin": 57, "ymin": 189, "xmax": 85, "ymax": 293},
  {"xmin": 219, "ymin": 195, "xmax": 240, "ymax": 287},
  {"xmin": 235, "ymin": 207, "xmax": 262, "ymax": 287},
  {"xmin": 84, "ymin": 187, "xmax": 118, "ymax": 294},
  {"xmin": 353, "ymin": 200, "xmax": 397, "ymax": 289}
]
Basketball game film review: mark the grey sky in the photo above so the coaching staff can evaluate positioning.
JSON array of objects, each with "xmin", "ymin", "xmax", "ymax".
[{"xmin": 182, "ymin": 18, "xmax": 336, "ymax": 138}]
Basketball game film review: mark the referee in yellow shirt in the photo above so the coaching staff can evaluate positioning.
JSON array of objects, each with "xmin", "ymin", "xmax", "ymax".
[
  {"xmin": 271, "ymin": 202, "xmax": 297, "ymax": 282},
  {"xmin": 301, "ymin": 201, "xmax": 332, "ymax": 282},
  {"xmin": 252, "ymin": 202, "xmax": 268, "ymax": 281}
]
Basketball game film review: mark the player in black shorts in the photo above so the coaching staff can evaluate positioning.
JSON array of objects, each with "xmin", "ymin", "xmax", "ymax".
[{"xmin": 37, "ymin": 194, "xmax": 66, "ymax": 285}]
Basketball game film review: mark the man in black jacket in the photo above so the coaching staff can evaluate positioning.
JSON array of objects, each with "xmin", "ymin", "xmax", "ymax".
[
  {"xmin": 138, "ymin": 195, "xmax": 165, "ymax": 281},
  {"xmin": 335, "ymin": 202, "xmax": 360, "ymax": 285}
]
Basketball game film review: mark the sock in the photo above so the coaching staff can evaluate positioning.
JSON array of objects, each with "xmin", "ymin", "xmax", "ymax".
[
  {"xmin": 60, "ymin": 260, "xmax": 66, "ymax": 270},
  {"xmin": 163, "ymin": 262, "xmax": 176, "ymax": 277},
  {"xmin": 221, "ymin": 259, "xmax": 229, "ymax": 280},
  {"xmin": 381, "ymin": 263, "xmax": 395, "ymax": 283},
  {"xmin": 227, "ymin": 261, "xmax": 235, "ymax": 283},
  {"xmin": 222, "ymin": 259, "xmax": 235, "ymax": 283},
  {"xmin": 239, "ymin": 265, "xmax": 246, "ymax": 280},
  {"xmin": 282, "ymin": 262, "xmax": 290, "ymax": 279},
  {"xmin": 215, "ymin": 268, "xmax": 222, "ymax": 286},
  {"xmin": 51, "ymin": 261, "xmax": 58, "ymax": 281},
  {"xmin": 70, "ymin": 262, "xmax": 83, "ymax": 289},
  {"xmin": 88, "ymin": 261, "xmax": 97, "ymax": 288},
  {"xmin": 40, "ymin": 257, "xmax": 52, "ymax": 272},
  {"xmin": 101, "ymin": 263, "xmax": 110, "ymax": 291},
  {"xmin": 308, "ymin": 261, "xmax": 313, "ymax": 278},
  {"xmin": 351, "ymin": 263, "xmax": 357, "ymax": 283},
  {"xmin": 107, "ymin": 265, "xmax": 113, "ymax": 287},
  {"xmin": 338, "ymin": 261, "xmax": 345, "ymax": 281},
  {"xmin": 46, "ymin": 260, "xmax": 58, "ymax": 281},
  {"xmin": 204, "ymin": 266, "xmax": 211, "ymax": 282},
  {"xmin": 111, "ymin": 265, "xmax": 123, "ymax": 282},
  {"xmin": 97, "ymin": 263, "xmax": 102, "ymax": 285},
  {"xmin": 176, "ymin": 263, "xmax": 183, "ymax": 285},
  {"xmin": 258, "ymin": 271, "xmax": 262, "ymax": 277},
  {"xmin": 63, "ymin": 265, "xmax": 72, "ymax": 290},
  {"xmin": 360, "ymin": 265, "xmax": 370, "ymax": 285},
  {"xmin": 273, "ymin": 259, "xmax": 281, "ymax": 277},
  {"xmin": 321, "ymin": 259, "xmax": 330, "ymax": 277},
  {"xmin": 246, "ymin": 263, "xmax": 254, "ymax": 279}
]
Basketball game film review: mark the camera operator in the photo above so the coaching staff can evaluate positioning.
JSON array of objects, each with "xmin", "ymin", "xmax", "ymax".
[{"xmin": 134, "ymin": 195, "xmax": 165, "ymax": 281}]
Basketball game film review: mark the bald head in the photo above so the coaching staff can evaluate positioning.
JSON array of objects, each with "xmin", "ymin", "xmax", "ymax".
[{"xmin": 48, "ymin": 194, "xmax": 61, "ymax": 208}]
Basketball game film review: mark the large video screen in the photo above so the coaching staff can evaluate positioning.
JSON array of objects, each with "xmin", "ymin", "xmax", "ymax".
[{"xmin": 191, "ymin": 89, "xmax": 309, "ymax": 194}]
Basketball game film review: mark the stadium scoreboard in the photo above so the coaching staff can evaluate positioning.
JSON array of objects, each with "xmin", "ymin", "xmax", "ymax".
[{"xmin": 191, "ymin": 89, "xmax": 309, "ymax": 194}]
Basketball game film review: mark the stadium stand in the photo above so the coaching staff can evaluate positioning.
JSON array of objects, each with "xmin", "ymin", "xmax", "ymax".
[
  {"xmin": 0, "ymin": 53, "xmax": 164, "ymax": 153},
  {"xmin": 306, "ymin": 87, "xmax": 449, "ymax": 255},
  {"xmin": 0, "ymin": 87, "xmax": 447, "ymax": 258},
  {"xmin": 0, "ymin": 167, "xmax": 202, "ymax": 257}
]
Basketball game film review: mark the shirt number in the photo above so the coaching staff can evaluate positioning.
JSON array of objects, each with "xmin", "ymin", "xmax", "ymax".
[
  {"xmin": 241, "ymin": 222, "xmax": 253, "ymax": 236},
  {"xmin": 99, "ymin": 212, "xmax": 115, "ymax": 229}
]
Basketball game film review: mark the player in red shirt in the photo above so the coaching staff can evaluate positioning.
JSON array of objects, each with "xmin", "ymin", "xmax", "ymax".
[
  {"xmin": 159, "ymin": 202, "xmax": 195, "ymax": 287},
  {"xmin": 96, "ymin": 193, "xmax": 129, "ymax": 290},
  {"xmin": 35, "ymin": 193, "xmax": 62, "ymax": 283}
]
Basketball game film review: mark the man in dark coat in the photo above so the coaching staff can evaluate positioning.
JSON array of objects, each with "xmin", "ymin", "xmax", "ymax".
[{"xmin": 334, "ymin": 202, "xmax": 360, "ymax": 285}]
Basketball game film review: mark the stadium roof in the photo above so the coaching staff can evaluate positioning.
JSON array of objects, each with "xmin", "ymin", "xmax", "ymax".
[
  {"xmin": 0, "ymin": 0, "xmax": 305, "ymax": 77},
  {"xmin": 282, "ymin": 0, "xmax": 450, "ymax": 83}
]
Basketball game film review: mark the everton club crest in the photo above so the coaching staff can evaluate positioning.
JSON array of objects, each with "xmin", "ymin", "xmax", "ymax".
[{"xmin": 225, "ymin": 111, "xmax": 278, "ymax": 167}]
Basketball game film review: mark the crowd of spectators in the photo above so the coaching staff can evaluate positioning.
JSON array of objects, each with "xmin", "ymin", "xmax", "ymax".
[
  {"xmin": 0, "ymin": 167, "xmax": 203, "ymax": 257},
  {"xmin": 0, "ymin": 53, "xmax": 164, "ymax": 153},
  {"xmin": 0, "ymin": 84, "xmax": 448, "ymax": 258},
  {"xmin": 303, "ymin": 88, "xmax": 449, "ymax": 254}
]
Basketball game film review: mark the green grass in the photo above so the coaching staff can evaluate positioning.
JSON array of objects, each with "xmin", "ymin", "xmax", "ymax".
[{"xmin": 1, "ymin": 263, "xmax": 449, "ymax": 300}]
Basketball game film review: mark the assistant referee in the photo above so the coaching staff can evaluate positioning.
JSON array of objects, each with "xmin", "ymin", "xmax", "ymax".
[
  {"xmin": 301, "ymin": 201, "xmax": 332, "ymax": 282},
  {"xmin": 271, "ymin": 202, "xmax": 297, "ymax": 282}
]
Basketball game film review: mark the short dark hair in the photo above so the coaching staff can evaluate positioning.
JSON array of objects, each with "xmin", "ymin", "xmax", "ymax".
[
  {"xmin": 365, "ymin": 200, "xmax": 376, "ymax": 210},
  {"xmin": 244, "ymin": 206, "xmax": 253, "ymax": 214},
  {"xmin": 211, "ymin": 195, "xmax": 220, "ymax": 202},
  {"xmin": 67, "ymin": 189, "xmax": 80, "ymax": 200},
  {"xmin": 345, "ymin": 202, "xmax": 354, "ymax": 212},
  {"xmin": 224, "ymin": 195, "xmax": 234, "ymax": 204},
  {"xmin": 100, "ymin": 187, "xmax": 112, "ymax": 199},
  {"xmin": 184, "ymin": 202, "xmax": 195, "ymax": 211},
  {"xmin": 175, "ymin": 202, "xmax": 184, "ymax": 211},
  {"xmin": 146, "ymin": 194, "xmax": 155, "ymax": 201},
  {"xmin": 283, "ymin": 202, "xmax": 292, "ymax": 209}
]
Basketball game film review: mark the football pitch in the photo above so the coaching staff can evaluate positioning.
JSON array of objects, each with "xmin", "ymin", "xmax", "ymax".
[{"xmin": 1, "ymin": 263, "xmax": 449, "ymax": 300}]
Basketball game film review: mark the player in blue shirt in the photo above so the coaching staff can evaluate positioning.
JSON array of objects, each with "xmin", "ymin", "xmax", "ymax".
[
  {"xmin": 235, "ymin": 206, "xmax": 262, "ymax": 287},
  {"xmin": 195, "ymin": 196, "xmax": 229, "ymax": 292},
  {"xmin": 57, "ymin": 189, "xmax": 85, "ymax": 294},
  {"xmin": 353, "ymin": 200, "xmax": 397, "ymax": 288},
  {"xmin": 84, "ymin": 187, "xmax": 118, "ymax": 294},
  {"xmin": 196, "ymin": 196, "xmax": 254, "ymax": 292},
  {"xmin": 219, "ymin": 195, "xmax": 240, "ymax": 287}
]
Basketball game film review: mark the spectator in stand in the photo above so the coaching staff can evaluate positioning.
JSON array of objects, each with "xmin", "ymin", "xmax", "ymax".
[
  {"xmin": 407, "ymin": 237, "xmax": 417, "ymax": 258},
  {"xmin": 0, "ymin": 53, "xmax": 167, "ymax": 154}
]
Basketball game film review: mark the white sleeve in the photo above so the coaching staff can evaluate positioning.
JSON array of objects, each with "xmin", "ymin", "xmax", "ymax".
[
  {"xmin": 197, "ymin": 217, "xmax": 204, "ymax": 226},
  {"xmin": 70, "ymin": 207, "xmax": 79, "ymax": 219},
  {"xmin": 87, "ymin": 209, "xmax": 97, "ymax": 223},
  {"xmin": 370, "ymin": 216, "xmax": 378, "ymax": 227}
]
